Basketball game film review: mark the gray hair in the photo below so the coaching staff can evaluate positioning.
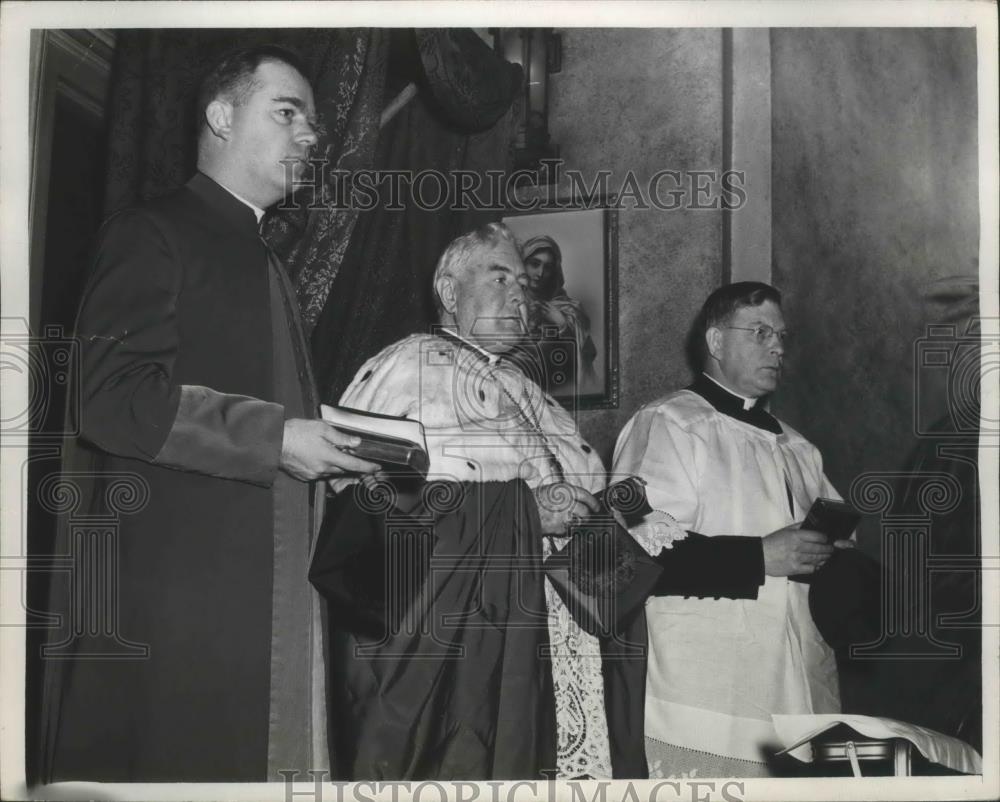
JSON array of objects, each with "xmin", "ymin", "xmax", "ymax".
[{"xmin": 432, "ymin": 223, "xmax": 520, "ymax": 318}]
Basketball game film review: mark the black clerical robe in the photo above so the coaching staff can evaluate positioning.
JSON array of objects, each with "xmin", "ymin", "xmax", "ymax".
[
  {"xmin": 311, "ymin": 481, "xmax": 555, "ymax": 780},
  {"xmin": 39, "ymin": 173, "xmax": 324, "ymax": 782}
]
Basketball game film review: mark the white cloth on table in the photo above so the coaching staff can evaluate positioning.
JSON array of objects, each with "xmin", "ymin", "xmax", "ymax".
[{"xmin": 773, "ymin": 713, "xmax": 983, "ymax": 775}]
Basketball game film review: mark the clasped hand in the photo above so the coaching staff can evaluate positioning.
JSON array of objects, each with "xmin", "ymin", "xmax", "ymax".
[
  {"xmin": 532, "ymin": 482, "xmax": 601, "ymax": 535},
  {"xmin": 761, "ymin": 523, "xmax": 854, "ymax": 576},
  {"xmin": 279, "ymin": 418, "xmax": 381, "ymax": 481}
]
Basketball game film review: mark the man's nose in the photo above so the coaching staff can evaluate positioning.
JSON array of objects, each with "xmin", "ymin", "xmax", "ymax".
[
  {"xmin": 770, "ymin": 334, "xmax": 785, "ymax": 355},
  {"xmin": 513, "ymin": 284, "xmax": 529, "ymax": 327},
  {"xmin": 297, "ymin": 120, "xmax": 319, "ymax": 148}
]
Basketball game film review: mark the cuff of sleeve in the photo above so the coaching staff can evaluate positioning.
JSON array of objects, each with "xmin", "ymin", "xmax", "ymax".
[
  {"xmin": 708, "ymin": 534, "xmax": 765, "ymax": 595},
  {"xmin": 154, "ymin": 384, "xmax": 285, "ymax": 486},
  {"xmin": 651, "ymin": 532, "xmax": 765, "ymax": 600}
]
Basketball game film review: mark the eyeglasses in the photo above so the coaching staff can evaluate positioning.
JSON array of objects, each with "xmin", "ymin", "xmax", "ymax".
[{"xmin": 725, "ymin": 325, "xmax": 793, "ymax": 345}]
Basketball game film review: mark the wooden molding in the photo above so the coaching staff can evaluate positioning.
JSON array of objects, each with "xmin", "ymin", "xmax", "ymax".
[{"xmin": 28, "ymin": 29, "xmax": 115, "ymax": 330}]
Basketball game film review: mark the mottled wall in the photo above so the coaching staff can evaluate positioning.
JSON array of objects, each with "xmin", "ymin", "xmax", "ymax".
[
  {"xmin": 548, "ymin": 29, "xmax": 725, "ymax": 461},
  {"xmin": 546, "ymin": 28, "xmax": 978, "ymax": 493},
  {"xmin": 770, "ymin": 29, "xmax": 979, "ymax": 538}
]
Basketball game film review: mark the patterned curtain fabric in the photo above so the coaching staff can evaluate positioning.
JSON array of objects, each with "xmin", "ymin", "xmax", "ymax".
[
  {"xmin": 309, "ymin": 87, "xmax": 521, "ymax": 404},
  {"xmin": 415, "ymin": 29, "xmax": 524, "ymax": 131},
  {"xmin": 308, "ymin": 30, "xmax": 523, "ymax": 403},
  {"xmin": 262, "ymin": 34, "xmax": 388, "ymax": 329}
]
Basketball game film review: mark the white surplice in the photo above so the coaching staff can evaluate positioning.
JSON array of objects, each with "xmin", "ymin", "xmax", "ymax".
[{"xmin": 612, "ymin": 385, "xmax": 842, "ymax": 764}]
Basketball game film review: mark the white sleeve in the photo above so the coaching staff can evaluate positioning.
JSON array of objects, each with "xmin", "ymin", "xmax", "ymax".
[{"xmin": 612, "ymin": 405, "xmax": 702, "ymax": 531}]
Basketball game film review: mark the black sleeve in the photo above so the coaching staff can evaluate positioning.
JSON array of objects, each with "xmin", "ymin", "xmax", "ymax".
[
  {"xmin": 650, "ymin": 532, "xmax": 765, "ymax": 600},
  {"xmin": 77, "ymin": 209, "xmax": 284, "ymax": 485}
]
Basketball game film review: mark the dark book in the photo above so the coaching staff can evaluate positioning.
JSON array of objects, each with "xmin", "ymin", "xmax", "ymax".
[
  {"xmin": 791, "ymin": 497, "xmax": 862, "ymax": 584},
  {"xmin": 320, "ymin": 404, "xmax": 430, "ymax": 479},
  {"xmin": 544, "ymin": 476, "xmax": 661, "ymax": 638},
  {"xmin": 803, "ymin": 497, "xmax": 861, "ymax": 543}
]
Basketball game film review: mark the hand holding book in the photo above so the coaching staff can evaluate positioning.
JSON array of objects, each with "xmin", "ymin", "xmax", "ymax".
[
  {"xmin": 320, "ymin": 405, "xmax": 431, "ymax": 480},
  {"xmin": 279, "ymin": 418, "xmax": 381, "ymax": 481}
]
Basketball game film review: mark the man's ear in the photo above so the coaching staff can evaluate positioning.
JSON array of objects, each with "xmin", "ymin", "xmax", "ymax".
[
  {"xmin": 204, "ymin": 99, "xmax": 233, "ymax": 140},
  {"xmin": 705, "ymin": 326, "xmax": 724, "ymax": 362},
  {"xmin": 436, "ymin": 275, "xmax": 458, "ymax": 317}
]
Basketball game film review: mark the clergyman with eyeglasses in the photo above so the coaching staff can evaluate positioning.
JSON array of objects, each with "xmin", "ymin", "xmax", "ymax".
[{"xmin": 612, "ymin": 281, "xmax": 854, "ymax": 778}]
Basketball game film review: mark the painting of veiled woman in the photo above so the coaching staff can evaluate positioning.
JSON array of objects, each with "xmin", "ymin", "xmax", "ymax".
[
  {"xmin": 521, "ymin": 234, "xmax": 599, "ymax": 395},
  {"xmin": 502, "ymin": 203, "xmax": 618, "ymax": 408}
]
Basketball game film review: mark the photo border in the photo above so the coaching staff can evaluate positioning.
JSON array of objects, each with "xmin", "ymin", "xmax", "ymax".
[{"xmin": 1, "ymin": 4, "xmax": 997, "ymax": 802}]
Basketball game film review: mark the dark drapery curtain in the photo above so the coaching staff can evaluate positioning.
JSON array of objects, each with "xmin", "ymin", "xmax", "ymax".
[
  {"xmin": 101, "ymin": 28, "xmax": 521, "ymax": 400},
  {"xmin": 311, "ymin": 30, "xmax": 522, "ymax": 402}
]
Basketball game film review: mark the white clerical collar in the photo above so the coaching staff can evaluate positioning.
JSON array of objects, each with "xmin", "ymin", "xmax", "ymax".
[
  {"xmin": 702, "ymin": 372, "xmax": 759, "ymax": 411},
  {"xmin": 443, "ymin": 328, "xmax": 503, "ymax": 366},
  {"xmin": 216, "ymin": 182, "xmax": 266, "ymax": 224}
]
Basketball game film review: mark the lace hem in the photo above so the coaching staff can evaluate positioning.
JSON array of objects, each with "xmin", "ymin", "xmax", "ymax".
[{"xmin": 645, "ymin": 737, "xmax": 770, "ymax": 779}]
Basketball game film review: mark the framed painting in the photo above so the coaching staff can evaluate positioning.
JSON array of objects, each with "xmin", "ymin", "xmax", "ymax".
[{"xmin": 502, "ymin": 198, "xmax": 619, "ymax": 410}]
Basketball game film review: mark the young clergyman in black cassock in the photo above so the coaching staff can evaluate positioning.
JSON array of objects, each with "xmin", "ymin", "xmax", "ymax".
[{"xmin": 38, "ymin": 46, "xmax": 379, "ymax": 783}]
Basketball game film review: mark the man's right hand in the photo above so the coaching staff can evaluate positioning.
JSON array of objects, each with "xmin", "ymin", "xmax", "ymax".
[
  {"xmin": 761, "ymin": 524, "xmax": 837, "ymax": 576},
  {"xmin": 533, "ymin": 482, "xmax": 601, "ymax": 535},
  {"xmin": 280, "ymin": 419, "xmax": 381, "ymax": 481}
]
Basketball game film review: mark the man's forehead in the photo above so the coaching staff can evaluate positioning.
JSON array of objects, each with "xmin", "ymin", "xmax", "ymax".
[
  {"xmin": 471, "ymin": 241, "xmax": 523, "ymax": 270},
  {"xmin": 252, "ymin": 60, "xmax": 314, "ymax": 104}
]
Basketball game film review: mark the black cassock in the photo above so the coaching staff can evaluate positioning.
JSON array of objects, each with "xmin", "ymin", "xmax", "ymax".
[
  {"xmin": 39, "ymin": 173, "xmax": 322, "ymax": 782},
  {"xmin": 313, "ymin": 481, "xmax": 556, "ymax": 780}
]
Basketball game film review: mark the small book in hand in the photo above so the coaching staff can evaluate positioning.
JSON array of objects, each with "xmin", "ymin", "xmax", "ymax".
[
  {"xmin": 802, "ymin": 497, "xmax": 861, "ymax": 543},
  {"xmin": 790, "ymin": 497, "xmax": 861, "ymax": 584},
  {"xmin": 320, "ymin": 404, "xmax": 430, "ymax": 479}
]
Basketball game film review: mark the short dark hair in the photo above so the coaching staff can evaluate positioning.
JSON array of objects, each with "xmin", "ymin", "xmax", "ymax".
[
  {"xmin": 687, "ymin": 281, "xmax": 783, "ymax": 369},
  {"xmin": 702, "ymin": 281, "xmax": 782, "ymax": 330},
  {"xmin": 196, "ymin": 44, "xmax": 308, "ymax": 132}
]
